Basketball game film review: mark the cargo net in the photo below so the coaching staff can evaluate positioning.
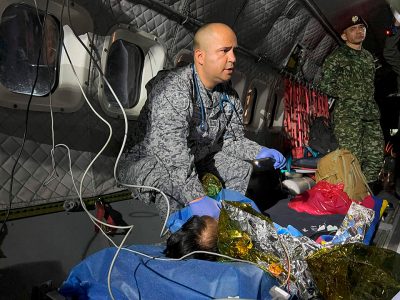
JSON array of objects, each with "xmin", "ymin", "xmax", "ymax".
[{"xmin": 283, "ymin": 78, "xmax": 329, "ymax": 159}]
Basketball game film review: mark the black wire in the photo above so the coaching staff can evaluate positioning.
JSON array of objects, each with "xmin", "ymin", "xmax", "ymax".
[
  {"xmin": 0, "ymin": 0, "xmax": 51, "ymax": 237},
  {"xmin": 191, "ymin": 64, "xmax": 208, "ymax": 132},
  {"xmin": 66, "ymin": 0, "xmax": 108, "ymax": 79},
  {"xmin": 222, "ymin": 94, "xmax": 246, "ymax": 141},
  {"xmin": 221, "ymin": 101, "xmax": 238, "ymax": 141}
]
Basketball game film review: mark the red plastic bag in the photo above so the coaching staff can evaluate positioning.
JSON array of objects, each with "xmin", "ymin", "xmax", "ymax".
[{"xmin": 288, "ymin": 180, "xmax": 353, "ymax": 215}]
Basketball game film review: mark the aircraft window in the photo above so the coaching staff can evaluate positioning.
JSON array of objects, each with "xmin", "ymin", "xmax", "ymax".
[
  {"xmin": 269, "ymin": 93, "xmax": 278, "ymax": 128},
  {"xmin": 243, "ymin": 87, "xmax": 257, "ymax": 125},
  {"xmin": 0, "ymin": 4, "xmax": 60, "ymax": 97},
  {"xmin": 99, "ymin": 27, "xmax": 166, "ymax": 120},
  {"xmin": 272, "ymin": 92, "xmax": 285, "ymax": 128},
  {"xmin": 104, "ymin": 39, "xmax": 144, "ymax": 109}
]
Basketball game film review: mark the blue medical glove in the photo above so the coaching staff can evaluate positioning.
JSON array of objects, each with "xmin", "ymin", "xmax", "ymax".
[
  {"xmin": 166, "ymin": 196, "xmax": 220, "ymax": 233},
  {"xmin": 256, "ymin": 147, "xmax": 286, "ymax": 169}
]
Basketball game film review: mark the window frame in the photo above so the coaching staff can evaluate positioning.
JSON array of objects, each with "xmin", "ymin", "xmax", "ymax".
[
  {"xmin": 0, "ymin": 3, "xmax": 61, "ymax": 97},
  {"xmin": 98, "ymin": 26, "xmax": 167, "ymax": 120}
]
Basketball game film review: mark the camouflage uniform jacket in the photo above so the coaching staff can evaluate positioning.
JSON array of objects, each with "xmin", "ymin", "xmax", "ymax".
[
  {"xmin": 319, "ymin": 44, "xmax": 380, "ymax": 121},
  {"xmin": 120, "ymin": 64, "xmax": 262, "ymax": 206}
]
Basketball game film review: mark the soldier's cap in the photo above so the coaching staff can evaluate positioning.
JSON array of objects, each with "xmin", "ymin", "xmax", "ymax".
[{"xmin": 341, "ymin": 15, "xmax": 368, "ymax": 32}]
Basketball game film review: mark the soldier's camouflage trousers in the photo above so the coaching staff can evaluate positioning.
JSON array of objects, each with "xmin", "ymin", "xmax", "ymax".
[
  {"xmin": 118, "ymin": 151, "xmax": 253, "ymax": 220},
  {"xmin": 334, "ymin": 116, "xmax": 384, "ymax": 183}
]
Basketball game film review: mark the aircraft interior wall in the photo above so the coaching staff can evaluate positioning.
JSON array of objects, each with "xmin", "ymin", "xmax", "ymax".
[
  {"xmin": 2, "ymin": 0, "xmax": 400, "ymax": 299},
  {"xmin": 0, "ymin": 0, "xmax": 354, "ymax": 298},
  {"xmin": 0, "ymin": 0, "xmax": 338, "ymax": 212}
]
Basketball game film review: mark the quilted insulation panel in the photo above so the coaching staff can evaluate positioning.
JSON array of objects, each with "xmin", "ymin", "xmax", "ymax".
[{"xmin": 0, "ymin": 0, "xmax": 338, "ymax": 210}]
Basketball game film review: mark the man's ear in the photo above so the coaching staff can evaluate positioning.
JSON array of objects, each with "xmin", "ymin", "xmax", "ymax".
[
  {"xmin": 341, "ymin": 32, "xmax": 347, "ymax": 42},
  {"xmin": 194, "ymin": 48, "xmax": 205, "ymax": 65}
]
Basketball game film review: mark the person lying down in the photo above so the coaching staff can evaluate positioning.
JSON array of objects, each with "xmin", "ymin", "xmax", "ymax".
[
  {"xmin": 165, "ymin": 215, "xmax": 219, "ymax": 261},
  {"xmin": 164, "ymin": 188, "xmax": 263, "ymax": 261},
  {"xmin": 163, "ymin": 196, "xmax": 400, "ymax": 300},
  {"xmin": 164, "ymin": 195, "xmax": 320, "ymax": 299}
]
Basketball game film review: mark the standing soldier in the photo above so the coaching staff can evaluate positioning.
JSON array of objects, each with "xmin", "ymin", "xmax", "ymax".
[{"xmin": 319, "ymin": 15, "xmax": 384, "ymax": 190}]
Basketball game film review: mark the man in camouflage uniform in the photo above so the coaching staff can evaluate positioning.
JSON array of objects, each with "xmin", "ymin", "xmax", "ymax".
[
  {"xmin": 118, "ymin": 23, "xmax": 285, "ymax": 220},
  {"xmin": 319, "ymin": 16, "xmax": 384, "ymax": 186}
]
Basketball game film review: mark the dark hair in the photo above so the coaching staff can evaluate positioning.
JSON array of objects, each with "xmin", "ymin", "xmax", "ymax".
[{"xmin": 164, "ymin": 215, "xmax": 218, "ymax": 261}]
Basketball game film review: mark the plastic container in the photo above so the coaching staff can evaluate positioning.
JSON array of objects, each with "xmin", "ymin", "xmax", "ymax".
[{"xmin": 282, "ymin": 176, "xmax": 315, "ymax": 195}]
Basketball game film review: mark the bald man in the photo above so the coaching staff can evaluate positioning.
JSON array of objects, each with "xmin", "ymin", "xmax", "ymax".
[{"xmin": 118, "ymin": 23, "xmax": 285, "ymax": 220}]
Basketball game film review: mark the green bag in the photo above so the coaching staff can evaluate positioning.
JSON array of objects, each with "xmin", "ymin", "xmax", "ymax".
[{"xmin": 316, "ymin": 149, "xmax": 372, "ymax": 201}]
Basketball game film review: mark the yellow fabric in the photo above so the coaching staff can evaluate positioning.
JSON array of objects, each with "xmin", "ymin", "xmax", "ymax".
[{"xmin": 380, "ymin": 199, "xmax": 389, "ymax": 217}]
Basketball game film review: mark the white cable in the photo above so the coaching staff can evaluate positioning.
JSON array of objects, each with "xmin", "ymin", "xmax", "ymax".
[
  {"xmin": 28, "ymin": 0, "xmax": 60, "ymax": 200},
  {"xmin": 35, "ymin": 0, "xmax": 125, "ymax": 278},
  {"xmin": 63, "ymin": 4, "xmax": 172, "ymax": 237},
  {"xmin": 86, "ymin": 43, "xmax": 172, "ymax": 237},
  {"xmin": 44, "ymin": 20, "xmax": 59, "ymax": 187},
  {"xmin": 103, "ymin": 45, "xmax": 171, "ymax": 237},
  {"xmin": 122, "ymin": 247, "xmax": 259, "ymax": 266},
  {"xmin": 51, "ymin": 144, "xmax": 79, "ymax": 196},
  {"xmin": 62, "ymin": 3, "xmax": 219, "ymax": 298},
  {"xmin": 107, "ymin": 224, "xmax": 134, "ymax": 298},
  {"xmin": 26, "ymin": 2, "xmax": 170, "ymax": 299},
  {"xmin": 62, "ymin": 42, "xmax": 132, "ymax": 241},
  {"xmin": 62, "ymin": 14, "xmax": 171, "ymax": 299}
]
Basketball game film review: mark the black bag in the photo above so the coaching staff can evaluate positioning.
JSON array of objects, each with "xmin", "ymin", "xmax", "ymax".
[
  {"xmin": 245, "ymin": 158, "xmax": 285, "ymax": 211},
  {"xmin": 308, "ymin": 116, "xmax": 338, "ymax": 155}
]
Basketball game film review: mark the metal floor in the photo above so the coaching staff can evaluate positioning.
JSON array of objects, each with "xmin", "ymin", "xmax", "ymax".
[
  {"xmin": 0, "ymin": 198, "xmax": 164, "ymax": 299},
  {"xmin": 373, "ymin": 190, "xmax": 400, "ymax": 253},
  {"xmin": 1, "ymin": 184, "xmax": 400, "ymax": 299}
]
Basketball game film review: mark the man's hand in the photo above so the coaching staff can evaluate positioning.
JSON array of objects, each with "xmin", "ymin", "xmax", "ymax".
[{"xmin": 256, "ymin": 147, "xmax": 286, "ymax": 169}]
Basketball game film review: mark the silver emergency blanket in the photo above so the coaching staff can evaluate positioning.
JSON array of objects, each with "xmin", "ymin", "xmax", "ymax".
[{"xmin": 218, "ymin": 201, "xmax": 321, "ymax": 299}]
